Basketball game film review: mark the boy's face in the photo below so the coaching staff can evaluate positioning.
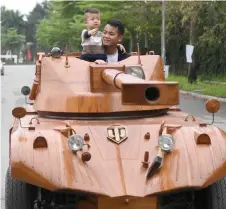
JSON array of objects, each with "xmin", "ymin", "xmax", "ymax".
[
  {"xmin": 102, "ymin": 24, "xmax": 123, "ymax": 46},
  {"xmin": 85, "ymin": 13, "xmax": 100, "ymax": 29}
]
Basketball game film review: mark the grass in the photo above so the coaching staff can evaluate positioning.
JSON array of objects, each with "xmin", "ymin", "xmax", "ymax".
[{"xmin": 167, "ymin": 75, "xmax": 226, "ymax": 98}]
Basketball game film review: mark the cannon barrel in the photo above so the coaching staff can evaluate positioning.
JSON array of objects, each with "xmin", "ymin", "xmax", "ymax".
[
  {"xmin": 102, "ymin": 69, "xmax": 179, "ymax": 106},
  {"xmin": 102, "ymin": 69, "xmax": 145, "ymax": 89}
]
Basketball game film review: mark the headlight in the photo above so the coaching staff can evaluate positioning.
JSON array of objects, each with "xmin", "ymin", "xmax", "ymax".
[
  {"xmin": 125, "ymin": 65, "xmax": 145, "ymax": 79},
  {"xmin": 158, "ymin": 134, "xmax": 174, "ymax": 152},
  {"xmin": 68, "ymin": 134, "xmax": 84, "ymax": 151}
]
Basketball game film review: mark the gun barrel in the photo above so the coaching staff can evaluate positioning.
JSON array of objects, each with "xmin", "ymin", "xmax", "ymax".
[
  {"xmin": 102, "ymin": 69, "xmax": 144, "ymax": 89},
  {"xmin": 102, "ymin": 69, "xmax": 179, "ymax": 106}
]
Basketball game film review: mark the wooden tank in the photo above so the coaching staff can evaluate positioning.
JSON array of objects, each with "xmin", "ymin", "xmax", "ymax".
[{"xmin": 8, "ymin": 50, "xmax": 226, "ymax": 209}]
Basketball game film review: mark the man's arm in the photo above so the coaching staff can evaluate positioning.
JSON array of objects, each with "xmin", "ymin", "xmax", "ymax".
[
  {"xmin": 117, "ymin": 44, "xmax": 126, "ymax": 54},
  {"xmin": 117, "ymin": 47, "xmax": 131, "ymax": 61}
]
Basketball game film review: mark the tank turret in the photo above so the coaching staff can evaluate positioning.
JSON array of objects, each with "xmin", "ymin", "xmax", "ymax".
[{"xmin": 26, "ymin": 51, "xmax": 179, "ymax": 118}]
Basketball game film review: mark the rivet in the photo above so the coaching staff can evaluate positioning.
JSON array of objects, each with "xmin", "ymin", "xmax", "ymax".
[
  {"xmin": 144, "ymin": 132, "xmax": 150, "ymax": 140},
  {"xmin": 81, "ymin": 152, "xmax": 91, "ymax": 162},
  {"xmin": 84, "ymin": 133, "xmax": 90, "ymax": 141}
]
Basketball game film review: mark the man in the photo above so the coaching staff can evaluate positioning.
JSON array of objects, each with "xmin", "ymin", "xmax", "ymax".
[{"xmin": 95, "ymin": 19, "xmax": 130, "ymax": 64}]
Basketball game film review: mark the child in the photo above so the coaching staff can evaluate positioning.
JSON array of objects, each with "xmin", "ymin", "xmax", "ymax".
[{"xmin": 80, "ymin": 8, "xmax": 125, "ymax": 62}]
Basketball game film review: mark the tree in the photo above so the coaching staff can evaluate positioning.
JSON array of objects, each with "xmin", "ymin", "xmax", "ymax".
[
  {"xmin": 1, "ymin": 28, "xmax": 25, "ymax": 55},
  {"xmin": 25, "ymin": 0, "xmax": 50, "ymax": 57},
  {"xmin": 1, "ymin": 6, "xmax": 26, "ymax": 35},
  {"xmin": 34, "ymin": 0, "xmax": 226, "ymax": 79},
  {"xmin": 36, "ymin": 1, "xmax": 84, "ymax": 51}
]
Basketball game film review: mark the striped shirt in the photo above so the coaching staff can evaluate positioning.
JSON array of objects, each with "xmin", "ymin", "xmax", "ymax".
[{"xmin": 81, "ymin": 29, "xmax": 104, "ymax": 54}]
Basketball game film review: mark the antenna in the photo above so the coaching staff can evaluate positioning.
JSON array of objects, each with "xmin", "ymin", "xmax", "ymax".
[
  {"xmin": 65, "ymin": 45, "xmax": 70, "ymax": 68},
  {"xmin": 137, "ymin": 43, "xmax": 142, "ymax": 65}
]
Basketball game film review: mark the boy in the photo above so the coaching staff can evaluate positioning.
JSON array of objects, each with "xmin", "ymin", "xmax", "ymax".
[{"xmin": 80, "ymin": 8, "xmax": 125, "ymax": 62}]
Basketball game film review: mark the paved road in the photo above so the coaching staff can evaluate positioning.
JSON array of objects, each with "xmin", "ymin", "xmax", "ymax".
[{"xmin": 1, "ymin": 65, "xmax": 226, "ymax": 208}]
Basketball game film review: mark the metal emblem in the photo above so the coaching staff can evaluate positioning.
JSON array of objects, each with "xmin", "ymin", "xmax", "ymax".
[{"xmin": 107, "ymin": 125, "xmax": 127, "ymax": 144}]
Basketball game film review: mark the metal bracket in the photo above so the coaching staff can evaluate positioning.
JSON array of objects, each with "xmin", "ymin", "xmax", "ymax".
[
  {"xmin": 185, "ymin": 115, "xmax": 196, "ymax": 122},
  {"xmin": 29, "ymin": 117, "xmax": 40, "ymax": 125}
]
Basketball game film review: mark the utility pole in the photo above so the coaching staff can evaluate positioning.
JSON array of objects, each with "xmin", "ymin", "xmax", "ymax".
[{"xmin": 161, "ymin": 0, "xmax": 166, "ymax": 64}]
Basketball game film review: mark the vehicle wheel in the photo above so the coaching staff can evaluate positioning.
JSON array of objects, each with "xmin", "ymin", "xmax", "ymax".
[
  {"xmin": 207, "ymin": 177, "xmax": 226, "ymax": 209},
  {"xmin": 5, "ymin": 167, "xmax": 36, "ymax": 209}
]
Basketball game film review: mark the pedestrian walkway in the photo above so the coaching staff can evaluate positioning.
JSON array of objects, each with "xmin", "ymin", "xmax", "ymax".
[
  {"xmin": 204, "ymin": 80, "xmax": 226, "ymax": 85},
  {"xmin": 180, "ymin": 90, "xmax": 226, "ymax": 103}
]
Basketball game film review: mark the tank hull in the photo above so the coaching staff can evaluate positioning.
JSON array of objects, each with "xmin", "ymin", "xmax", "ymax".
[{"xmin": 10, "ymin": 106, "xmax": 226, "ymax": 198}]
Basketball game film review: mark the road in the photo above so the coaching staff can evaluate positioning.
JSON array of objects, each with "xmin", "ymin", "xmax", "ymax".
[{"xmin": 1, "ymin": 65, "xmax": 226, "ymax": 208}]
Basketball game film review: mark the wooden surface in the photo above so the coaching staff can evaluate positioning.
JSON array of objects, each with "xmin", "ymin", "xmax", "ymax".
[
  {"xmin": 101, "ymin": 69, "xmax": 179, "ymax": 105},
  {"xmin": 33, "ymin": 55, "xmax": 172, "ymax": 113},
  {"xmin": 121, "ymin": 82, "xmax": 179, "ymax": 105},
  {"xmin": 10, "ymin": 108, "xmax": 226, "ymax": 197},
  {"xmin": 90, "ymin": 64, "xmax": 125, "ymax": 92}
]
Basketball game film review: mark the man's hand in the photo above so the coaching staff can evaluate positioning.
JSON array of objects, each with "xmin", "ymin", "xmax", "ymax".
[
  {"xmin": 88, "ymin": 28, "xmax": 98, "ymax": 36},
  {"xmin": 95, "ymin": 60, "xmax": 107, "ymax": 64},
  {"xmin": 117, "ymin": 44, "xmax": 126, "ymax": 54}
]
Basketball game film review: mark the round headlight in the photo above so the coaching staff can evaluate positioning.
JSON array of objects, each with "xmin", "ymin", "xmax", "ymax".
[
  {"xmin": 158, "ymin": 134, "xmax": 174, "ymax": 152},
  {"xmin": 68, "ymin": 134, "xmax": 84, "ymax": 151},
  {"xmin": 125, "ymin": 66, "xmax": 145, "ymax": 79}
]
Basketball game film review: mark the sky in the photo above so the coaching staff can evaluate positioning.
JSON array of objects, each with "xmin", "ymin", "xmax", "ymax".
[{"xmin": 1, "ymin": 0, "xmax": 45, "ymax": 15}]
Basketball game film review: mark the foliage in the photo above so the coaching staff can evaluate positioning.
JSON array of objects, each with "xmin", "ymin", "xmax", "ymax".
[
  {"xmin": 2, "ymin": 0, "xmax": 226, "ymax": 79},
  {"xmin": 35, "ymin": 1, "xmax": 162, "ymax": 52},
  {"xmin": 1, "ymin": 2, "xmax": 48, "ymax": 58},
  {"xmin": 1, "ymin": 28, "xmax": 25, "ymax": 54},
  {"xmin": 1, "ymin": 6, "xmax": 26, "ymax": 35},
  {"xmin": 36, "ymin": 1, "xmax": 84, "ymax": 51},
  {"xmin": 165, "ymin": 1, "xmax": 226, "ymax": 79},
  {"xmin": 196, "ymin": 1, "xmax": 226, "ymax": 78}
]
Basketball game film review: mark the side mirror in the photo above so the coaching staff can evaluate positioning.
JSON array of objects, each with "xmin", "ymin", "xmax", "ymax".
[
  {"xmin": 205, "ymin": 99, "xmax": 220, "ymax": 113},
  {"xmin": 12, "ymin": 107, "xmax": 27, "ymax": 119},
  {"xmin": 21, "ymin": 86, "xmax": 31, "ymax": 96},
  {"xmin": 205, "ymin": 99, "xmax": 220, "ymax": 125}
]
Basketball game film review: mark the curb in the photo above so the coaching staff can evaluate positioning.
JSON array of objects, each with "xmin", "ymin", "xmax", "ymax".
[{"xmin": 180, "ymin": 90, "xmax": 226, "ymax": 103}]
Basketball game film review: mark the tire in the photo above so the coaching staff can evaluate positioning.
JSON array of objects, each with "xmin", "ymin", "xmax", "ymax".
[
  {"xmin": 207, "ymin": 177, "xmax": 226, "ymax": 209},
  {"xmin": 5, "ymin": 167, "xmax": 36, "ymax": 209}
]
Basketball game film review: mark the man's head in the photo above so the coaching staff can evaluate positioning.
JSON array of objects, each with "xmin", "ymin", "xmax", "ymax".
[
  {"xmin": 84, "ymin": 8, "xmax": 101, "ymax": 30},
  {"xmin": 102, "ymin": 19, "xmax": 124, "ymax": 46}
]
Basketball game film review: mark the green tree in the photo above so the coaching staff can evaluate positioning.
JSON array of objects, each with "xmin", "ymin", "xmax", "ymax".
[
  {"xmin": 36, "ymin": 1, "xmax": 84, "ymax": 51},
  {"xmin": 1, "ymin": 28, "xmax": 25, "ymax": 55},
  {"xmin": 1, "ymin": 6, "xmax": 26, "ymax": 35},
  {"xmin": 34, "ymin": 0, "xmax": 226, "ymax": 80}
]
